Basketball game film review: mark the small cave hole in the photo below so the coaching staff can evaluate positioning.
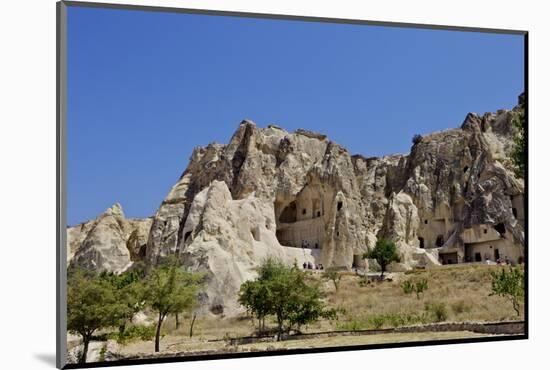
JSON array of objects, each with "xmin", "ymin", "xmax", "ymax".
[
  {"xmin": 424, "ymin": 219, "xmax": 428, "ymax": 225},
  {"xmin": 302, "ymin": 208, "xmax": 307, "ymax": 215},
  {"xmin": 435, "ymin": 235, "xmax": 444, "ymax": 247},
  {"xmin": 418, "ymin": 236, "xmax": 425, "ymax": 249},
  {"xmin": 463, "ymin": 166, "xmax": 469, "ymax": 173},
  {"xmin": 251, "ymin": 228, "xmax": 260, "ymax": 241},
  {"xmin": 337, "ymin": 201, "xmax": 343, "ymax": 211},
  {"xmin": 184, "ymin": 231, "xmax": 192, "ymax": 241},
  {"xmin": 494, "ymin": 223, "xmax": 506, "ymax": 236}
]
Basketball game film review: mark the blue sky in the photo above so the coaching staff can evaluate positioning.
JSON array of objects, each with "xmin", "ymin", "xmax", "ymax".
[{"xmin": 67, "ymin": 6, "xmax": 524, "ymax": 225}]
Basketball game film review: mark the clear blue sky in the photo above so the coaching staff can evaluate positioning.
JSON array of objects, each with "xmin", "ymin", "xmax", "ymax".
[{"xmin": 67, "ymin": 6, "xmax": 524, "ymax": 226}]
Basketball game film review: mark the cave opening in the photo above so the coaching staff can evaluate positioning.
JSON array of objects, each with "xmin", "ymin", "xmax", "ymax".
[
  {"xmin": 184, "ymin": 231, "xmax": 192, "ymax": 241},
  {"xmin": 275, "ymin": 197, "xmax": 324, "ymax": 250},
  {"xmin": 435, "ymin": 235, "xmax": 444, "ymax": 247},
  {"xmin": 337, "ymin": 201, "xmax": 343, "ymax": 211},
  {"xmin": 279, "ymin": 201, "xmax": 297, "ymax": 223},
  {"xmin": 494, "ymin": 223, "xmax": 506, "ymax": 236},
  {"xmin": 418, "ymin": 236, "xmax": 425, "ymax": 249}
]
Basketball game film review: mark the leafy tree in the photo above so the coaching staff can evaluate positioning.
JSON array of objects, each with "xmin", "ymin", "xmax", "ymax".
[
  {"xmin": 363, "ymin": 239, "xmax": 400, "ymax": 278},
  {"xmin": 144, "ymin": 256, "xmax": 205, "ymax": 352},
  {"xmin": 322, "ymin": 267, "xmax": 342, "ymax": 291},
  {"xmin": 239, "ymin": 280, "xmax": 271, "ymax": 333},
  {"xmin": 511, "ymin": 108, "xmax": 526, "ymax": 178},
  {"xmin": 412, "ymin": 134, "xmax": 423, "ymax": 145},
  {"xmin": 67, "ymin": 269, "xmax": 127, "ymax": 363},
  {"xmin": 98, "ymin": 267, "xmax": 146, "ymax": 335},
  {"xmin": 238, "ymin": 258, "xmax": 334, "ymax": 340},
  {"xmin": 490, "ymin": 266, "xmax": 524, "ymax": 316}
]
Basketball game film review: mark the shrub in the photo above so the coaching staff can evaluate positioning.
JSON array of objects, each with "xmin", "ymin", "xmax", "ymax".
[
  {"xmin": 451, "ymin": 300, "xmax": 472, "ymax": 315},
  {"xmin": 338, "ymin": 319, "xmax": 366, "ymax": 331},
  {"xmin": 368, "ymin": 315, "xmax": 386, "ymax": 329},
  {"xmin": 414, "ymin": 279, "xmax": 428, "ymax": 299},
  {"xmin": 358, "ymin": 275, "xmax": 371, "ymax": 287},
  {"xmin": 401, "ymin": 280, "xmax": 414, "ymax": 295},
  {"xmin": 425, "ymin": 302, "xmax": 448, "ymax": 322},
  {"xmin": 109, "ymin": 324, "xmax": 156, "ymax": 345}
]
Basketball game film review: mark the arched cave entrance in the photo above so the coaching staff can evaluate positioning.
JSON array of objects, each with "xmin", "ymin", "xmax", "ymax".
[
  {"xmin": 275, "ymin": 195, "xmax": 325, "ymax": 249},
  {"xmin": 279, "ymin": 201, "xmax": 297, "ymax": 223}
]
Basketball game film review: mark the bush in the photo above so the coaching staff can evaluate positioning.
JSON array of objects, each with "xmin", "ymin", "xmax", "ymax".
[
  {"xmin": 358, "ymin": 275, "xmax": 371, "ymax": 287},
  {"xmin": 451, "ymin": 300, "xmax": 472, "ymax": 315},
  {"xmin": 414, "ymin": 279, "xmax": 428, "ymax": 299},
  {"xmin": 337, "ymin": 319, "xmax": 366, "ymax": 331},
  {"xmin": 401, "ymin": 280, "xmax": 414, "ymax": 295},
  {"xmin": 368, "ymin": 315, "xmax": 386, "ymax": 330},
  {"xmin": 109, "ymin": 325, "xmax": 156, "ymax": 345},
  {"xmin": 401, "ymin": 278, "xmax": 428, "ymax": 299},
  {"xmin": 425, "ymin": 302, "xmax": 448, "ymax": 322}
]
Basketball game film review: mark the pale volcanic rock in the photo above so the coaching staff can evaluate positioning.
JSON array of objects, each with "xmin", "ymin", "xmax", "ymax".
[
  {"xmin": 71, "ymin": 96, "xmax": 526, "ymax": 314},
  {"xmin": 68, "ymin": 203, "xmax": 152, "ymax": 273}
]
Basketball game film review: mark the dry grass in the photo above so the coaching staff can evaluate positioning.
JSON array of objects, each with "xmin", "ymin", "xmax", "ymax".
[
  {"xmin": 78, "ymin": 264, "xmax": 525, "ymax": 360},
  {"xmin": 326, "ymin": 264, "xmax": 524, "ymax": 330}
]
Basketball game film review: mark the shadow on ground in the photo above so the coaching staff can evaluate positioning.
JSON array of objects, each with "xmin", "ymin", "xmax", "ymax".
[{"xmin": 34, "ymin": 353, "xmax": 56, "ymax": 367}]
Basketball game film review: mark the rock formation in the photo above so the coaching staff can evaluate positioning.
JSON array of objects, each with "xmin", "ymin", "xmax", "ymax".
[
  {"xmin": 68, "ymin": 203, "xmax": 152, "ymax": 273},
  {"xmin": 67, "ymin": 96, "xmax": 526, "ymax": 315}
]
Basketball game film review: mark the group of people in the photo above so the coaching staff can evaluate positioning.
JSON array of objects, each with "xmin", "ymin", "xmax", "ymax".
[
  {"xmin": 300, "ymin": 240, "xmax": 319, "ymax": 249},
  {"xmin": 303, "ymin": 261, "xmax": 324, "ymax": 270},
  {"xmin": 496, "ymin": 257, "xmax": 512, "ymax": 265}
]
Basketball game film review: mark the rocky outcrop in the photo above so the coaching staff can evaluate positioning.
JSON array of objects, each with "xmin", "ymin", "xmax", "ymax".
[
  {"xmin": 68, "ymin": 96, "xmax": 525, "ymax": 315},
  {"xmin": 68, "ymin": 203, "xmax": 152, "ymax": 273},
  {"xmin": 142, "ymin": 100, "xmax": 524, "ymax": 313}
]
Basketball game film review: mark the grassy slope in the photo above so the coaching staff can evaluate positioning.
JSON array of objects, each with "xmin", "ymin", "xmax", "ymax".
[{"xmin": 75, "ymin": 263, "xmax": 524, "ymax": 358}]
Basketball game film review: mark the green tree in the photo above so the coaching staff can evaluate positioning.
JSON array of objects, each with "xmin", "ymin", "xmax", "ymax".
[
  {"xmin": 363, "ymin": 239, "xmax": 400, "ymax": 278},
  {"xmin": 67, "ymin": 270, "xmax": 126, "ymax": 363},
  {"xmin": 239, "ymin": 280, "xmax": 271, "ymax": 333},
  {"xmin": 511, "ymin": 102, "xmax": 526, "ymax": 178},
  {"xmin": 490, "ymin": 266, "xmax": 524, "ymax": 316},
  {"xmin": 98, "ymin": 267, "xmax": 146, "ymax": 335},
  {"xmin": 238, "ymin": 258, "xmax": 334, "ymax": 340},
  {"xmin": 144, "ymin": 257, "xmax": 205, "ymax": 352},
  {"xmin": 322, "ymin": 267, "xmax": 342, "ymax": 291}
]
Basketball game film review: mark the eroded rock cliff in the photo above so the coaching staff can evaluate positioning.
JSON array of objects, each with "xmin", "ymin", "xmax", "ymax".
[
  {"xmin": 68, "ymin": 203, "xmax": 152, "ymax": 273},
  {"xmin": 68, "ymin": 97, "xmax": 525, "ymax": 315}
]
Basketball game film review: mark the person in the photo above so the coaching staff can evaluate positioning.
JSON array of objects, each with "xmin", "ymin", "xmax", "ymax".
[
  {"xmin": 303, "ymin": 262, "xmax": 307, "ymax": 269},
  {"xmin": 307, "ymin": 262, "xmax": 313, "ymax": 269},
  {"xmin": 319, "ymin": 264, "xmax": 324, "ymax": 270}
]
